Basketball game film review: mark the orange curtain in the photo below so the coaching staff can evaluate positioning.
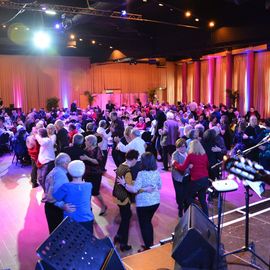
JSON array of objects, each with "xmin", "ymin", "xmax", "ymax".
[
  {"xmin": 175, "ymin": 64, "xmax": 183, "ymax": 102},
  {"xmin": 187, "ymin": 62, "xmax": 194, "ymax": 102},
  {"xmin": 200, "ymin": 60, "xmax": 209, "ymax": 103},
  {"xmin": 214, "ymin": 57, "xmax": 227, "ymax": 105}
]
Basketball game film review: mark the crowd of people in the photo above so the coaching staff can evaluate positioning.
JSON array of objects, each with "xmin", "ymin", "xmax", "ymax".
[{"xmin": 0, "ymin": 98, "xmax": 269, "ymax": 252}]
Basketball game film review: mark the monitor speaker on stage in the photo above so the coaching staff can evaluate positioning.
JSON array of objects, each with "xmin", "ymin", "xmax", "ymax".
[
  {"xmin": 36, "ymin": 217, "xmax": 125, "ymax": 270},
  {"xmin": 172, "ymin": 204, "xmax": 217, "ymax": 270}
]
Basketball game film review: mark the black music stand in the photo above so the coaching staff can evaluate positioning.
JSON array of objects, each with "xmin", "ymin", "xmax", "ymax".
[
  {"xmin": 220, "ymin": 135, "xmax": 270, "ymax": 269},
  {"xmin": 222, "ymin": 183, "xmax": 269, "ymax": 270}
]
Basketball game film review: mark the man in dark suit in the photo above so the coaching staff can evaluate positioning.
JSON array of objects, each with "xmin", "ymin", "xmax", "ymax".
[
  {"xmin": 110, "ymin": 111, "xmax": 124, "ymax": 167},
  {"xmin": 63, "ymin": 134, "xmax": 87, "ymax": 161},
  {"xmin": 54, "ymin": 120, "xmax": 69, "ymax": 154},
  {"xmin": 106, "ymin": 100, "xmax": 115, "ymax": 112}
]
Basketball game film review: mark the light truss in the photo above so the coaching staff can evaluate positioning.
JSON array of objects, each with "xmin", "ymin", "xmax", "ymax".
[
  {"xmin": 0, "ymin": 0, "xmax": 199, "ymax": 29},
  {"xmin": 0, "ymin": 0, "xmax": 143, "ymax": 21}
]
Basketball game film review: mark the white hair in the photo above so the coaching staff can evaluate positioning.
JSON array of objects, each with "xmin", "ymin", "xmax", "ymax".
[{"xmin": 166, "ymin": 111, "xmax": 174, "ymax": 120}]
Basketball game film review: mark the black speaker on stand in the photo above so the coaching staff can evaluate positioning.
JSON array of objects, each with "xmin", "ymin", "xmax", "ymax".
[
  {"xmin": 172, "ymin": 204, "xmax": 218, "ymax": 270},
  {"xmin": 36, "ymin": 217, "xmax": 125, "ymax": 270}
]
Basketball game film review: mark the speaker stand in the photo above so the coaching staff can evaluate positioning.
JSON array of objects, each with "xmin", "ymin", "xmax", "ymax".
[{"xmin": 222, "ymin": 185, "xmax": 270, "ymax": 270}]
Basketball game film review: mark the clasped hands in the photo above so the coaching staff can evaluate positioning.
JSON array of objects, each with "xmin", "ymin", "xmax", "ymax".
[{"xmin": 116, "ymin": 176, "xmax": 155, "ymax": 193}]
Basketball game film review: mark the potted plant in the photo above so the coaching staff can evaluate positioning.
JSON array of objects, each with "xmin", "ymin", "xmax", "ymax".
[
  {"xmin": 84, "ymin": 91, "xmax": 95, "ymax": 106},
  {"xmin": 46, "ymin": 97, "xmax": 60, "ymax": 111},
  {"xmin": 148, "ymin": 88, "xmax": 157, "ymax": 104},
  {"xmin": 226, "ymin": 89, "xmax": 239, "ymax": 108}
]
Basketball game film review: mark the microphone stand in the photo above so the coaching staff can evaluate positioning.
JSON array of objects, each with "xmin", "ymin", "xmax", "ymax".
[{"xmin": 215, "ymin": 136, "xmax": 270, "ymax": 269}]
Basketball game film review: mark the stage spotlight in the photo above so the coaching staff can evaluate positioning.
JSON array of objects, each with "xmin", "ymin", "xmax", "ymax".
[
  {"xmin": 54, "ymin": 23, "xmax": 61, "ymax": 29},
  {"xmin": 121, "ymin": 10, "xmax": 127, "ymax": 16},
  {"xmin": 33, "ymin": 31, "xmax": 51, "ymax": 49}
]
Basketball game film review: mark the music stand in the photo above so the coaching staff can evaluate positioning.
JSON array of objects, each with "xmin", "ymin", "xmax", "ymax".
[
  {"xmin": 212, "ymin": 179, "xmax": 238, "ymax": 269},
  {"xmin": 220, "ymin": 135, "xmax": 270, "ymax": 269},
  {"xmin": 221, "ymin": 182, "xmax": 269, "ymax": 270}
]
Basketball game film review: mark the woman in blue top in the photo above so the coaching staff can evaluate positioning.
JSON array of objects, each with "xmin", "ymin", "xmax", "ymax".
[{"xmin": 53, "ymin": 160, "xmax": 94, "ymax": 233}]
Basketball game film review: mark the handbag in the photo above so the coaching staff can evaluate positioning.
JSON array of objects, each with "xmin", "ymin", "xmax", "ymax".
[{"xmin": 112, "ymin": 164, "xmax": 130, "ymax": 202}]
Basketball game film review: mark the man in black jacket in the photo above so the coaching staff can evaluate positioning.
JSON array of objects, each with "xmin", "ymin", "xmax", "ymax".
[{"xmin": 55, "ymin": 120, "xmax": 69, "ymax": 154}]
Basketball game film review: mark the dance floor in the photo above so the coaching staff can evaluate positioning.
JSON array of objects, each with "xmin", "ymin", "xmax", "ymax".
[{"xmin": 0, "ymin": 152, "xmax": 269, "ymax": 270}]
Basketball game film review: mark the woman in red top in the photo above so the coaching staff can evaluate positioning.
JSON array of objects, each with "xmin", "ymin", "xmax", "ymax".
[{"xmin": 173, "ymin": 139, "xmax": 209, "ymax": 216}]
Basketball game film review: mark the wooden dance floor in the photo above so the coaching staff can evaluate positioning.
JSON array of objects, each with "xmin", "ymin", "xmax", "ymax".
[{"xmin": 0, "ymin": 153, "xmax": 269, "ymax": 270}]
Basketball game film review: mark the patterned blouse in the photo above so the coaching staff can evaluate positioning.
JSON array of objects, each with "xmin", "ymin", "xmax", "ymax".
[{"xmin": 133, "ymin": 170, "xmax": 162, "ymax": 207}]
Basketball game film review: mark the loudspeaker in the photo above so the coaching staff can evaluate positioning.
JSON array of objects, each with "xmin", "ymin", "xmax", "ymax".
[
  {"xmin": 172, "ymin": 204, "xmax": 217, "ymax": 270},
  {"xmin": 36, "ymin": 217, "xmax": 125, "ymax": 270}
]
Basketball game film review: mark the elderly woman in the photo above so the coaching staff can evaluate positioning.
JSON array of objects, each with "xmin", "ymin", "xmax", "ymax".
[
  {"xmin": 46, "ymin": 123, "xmax": 57, "ymax": 152},
  {"xmin": 171, "ymin": 138, "xmax": 189, "ymax": 218},
  {"xmin": 113, "ymin": 150, "xmax": 140, "ymax": 252},
  {"xmin": 173, "ymin": 139, "xmax": 209, "ymax": 216},
  {"xmin": 53, "ymin": 160, "xmax": 94, "ymax": 233},
  {"xmin": 80, "ymin": 135, "xmax": 107, "ymax": 216},
  {"xmin": 118, "ymin": 152, "xmax": 162, "ymax": 251}
]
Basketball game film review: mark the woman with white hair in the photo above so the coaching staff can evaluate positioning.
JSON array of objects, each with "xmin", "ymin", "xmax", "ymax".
[
  {"xmin": 80, "ymin": 135, "xmax": 107, "ymax": 216},
  {"xmin": 172, "ymin": 139, "xmax": 209, "ymax": 216},
  {"xmin": 53, "ymin": 160, "xmax": 94, "ymax": 233}
]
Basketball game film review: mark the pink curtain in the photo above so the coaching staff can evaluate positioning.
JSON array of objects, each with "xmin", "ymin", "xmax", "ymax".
[
  {"xmin": 232, "ymin": 54, "xmax": 247, "ymax": 115},
  {"xmin": 254, "ymin": 51, "xmax": 270, "ymax": 118}
]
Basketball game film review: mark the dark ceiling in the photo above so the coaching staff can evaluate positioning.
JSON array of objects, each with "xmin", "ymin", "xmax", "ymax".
[{"xmin": 0, "ymin": 0, "xmax": 270, "ymax": 62}]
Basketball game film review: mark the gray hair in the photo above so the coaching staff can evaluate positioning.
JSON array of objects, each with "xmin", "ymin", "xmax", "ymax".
[
  {"xmin": 55, "ymin": 119, "xmax": 64, "ymax": 129},
  {"xmin": 55, "ymin": 153, "xmax": 71, "ymax": 167},
  {"xmin": 85, "ymin": 134, "xmax": 97, "ymax": 146},
  {"xmin": 72, "ymin": 134, "xmax": 84, "ymax": 146},
  {"xmin": 131, "ymin": 128, "xmax": 141, "ymax": 137},
  {"xmin": 99, "ymin": 120, "xmax": 107, "ymax": 128}
]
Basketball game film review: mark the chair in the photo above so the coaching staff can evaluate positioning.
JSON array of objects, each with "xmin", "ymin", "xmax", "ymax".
[
  {"xmin": 0, "ymin": 132, "xmax": 11, "ymax": 155},
  {"xmin": 12, "ymin": 136, "xmax": 30, "ymax": 166}
]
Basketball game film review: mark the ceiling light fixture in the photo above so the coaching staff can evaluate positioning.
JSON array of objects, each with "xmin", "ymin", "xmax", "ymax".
[
  {"xmin": 70, "ymin": 34, "xmax": 75, "ymax": 40},
  {"xmin": 45, "ymin": 10, "xmax": 57, "ymax": 15},
  {"xmin": 158, "ymin": 3, "xmax": 164, "ymax": 7},
  {"xmin": 121, "ymin": 10, "xmax": 127, "ymax": 16},
  {"xmin": 54, "ymin": 23, "xmax": 60, "ymax": 29},
  {"xmin": 110, "ymin": 46, "xmax": 113, "ymax": 49},
  {"xmin": 91, "ymin": 40, "xmax": 96, "ymax": 44},
  {"xmin": 195, "ymin": 18, "xmax": 199, "ymax": 22},
  {"xmin": 185, "ymin": 11, "xmax": 191, "ymax": 18},
  {"xmin": 209, "ymin": 21, "xmax": 215, "ymax": 28}
]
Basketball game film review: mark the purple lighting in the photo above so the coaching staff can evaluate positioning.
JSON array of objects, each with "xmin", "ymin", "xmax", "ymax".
[{"xmin": 54, "ymin": 23, "xmax": 61, "ymax": 29}]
